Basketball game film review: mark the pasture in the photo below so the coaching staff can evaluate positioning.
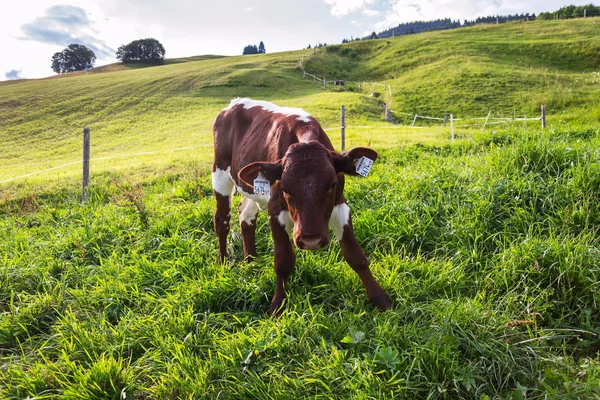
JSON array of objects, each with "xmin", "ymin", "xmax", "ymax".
[{"xmin": 1, "ymin": 18, "xmax": 600, "ymax": 399}]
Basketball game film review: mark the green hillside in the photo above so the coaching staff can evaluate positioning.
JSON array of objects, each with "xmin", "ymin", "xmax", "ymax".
[
  {"xmin": 1, "ymin": 18, "xmax": 600, "ymax": 399},
  {"xmin": 304, "ymin": 19, "xmax": 600, "ymax": 119},
  {"xmin": 1, "ymin": 18, "xmax": 599, "ymax": 188}
]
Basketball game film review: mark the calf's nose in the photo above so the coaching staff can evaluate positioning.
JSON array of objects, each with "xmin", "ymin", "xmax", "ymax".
[{"xmin": 297, "ymin": 235, "xmax": 329, "ymax": 250}]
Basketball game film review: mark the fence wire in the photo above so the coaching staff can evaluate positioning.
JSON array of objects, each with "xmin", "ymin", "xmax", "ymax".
[{"xmin": 1, "ymin": 145, "xmax": 207, "ymax": 184}]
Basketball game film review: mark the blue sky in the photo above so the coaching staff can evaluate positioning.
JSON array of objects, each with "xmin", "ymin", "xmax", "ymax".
[{"xmin": 0, "ymin": 0, "xmax": 593, "ymax": 81}]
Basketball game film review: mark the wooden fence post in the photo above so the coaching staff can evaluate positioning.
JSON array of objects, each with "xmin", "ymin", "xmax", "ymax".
[
  {"xmin": 323, "ymin": 75, "xmax": 326, "ymax": 89},
  {"xmin": 443, "ymin": 111, "xmax": 448, "ymax": 127},
  {"xmin": 341, "ymin": 105, "xmax": 346, "ymax": 151},
  {"xmin": 541, "ymin": 104, "xmax": 546, "ymax": 129},
  {"xmin": 482, "ymin": 110, "xmax": 491, "ymax": 131},
  {"xmin": 450, "ymin": 114, "xmax": 454, "ymax": 141},
  {"xmin": 82, "ymin": 127, "xmax": 90, "ymax": 202},
  {"xmin": 412, "ymin": 114, "xmax": 418, "ymax": 127}
]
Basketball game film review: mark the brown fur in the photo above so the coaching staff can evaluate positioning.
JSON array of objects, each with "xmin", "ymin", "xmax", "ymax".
[{"xmin": 212, "ymin": 99, "xmax": 391, "ymax": 315}]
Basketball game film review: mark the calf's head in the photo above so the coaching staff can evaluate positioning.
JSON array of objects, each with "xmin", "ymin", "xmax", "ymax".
[{"xmin": 239, "ymin": 141, "xmax": 377, "ymax": 250}]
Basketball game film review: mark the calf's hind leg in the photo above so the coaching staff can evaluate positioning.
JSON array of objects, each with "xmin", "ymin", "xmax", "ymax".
[{"xmin": 212, "ymin": 165, "xmax": 235, "ymax": 262}]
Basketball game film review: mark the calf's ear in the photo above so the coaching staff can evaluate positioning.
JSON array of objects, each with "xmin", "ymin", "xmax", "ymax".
[
  {"xmin": 238, "ymin": 160, "xmax": 283, "ymax": 192},
  {"xmin": 331, "ymin": 147, "xmax": 378, "ymax": 176}
]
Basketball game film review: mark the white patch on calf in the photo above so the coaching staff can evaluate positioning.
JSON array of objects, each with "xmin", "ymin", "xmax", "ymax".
[
  {"xmin": 329, "ymin": 203, "xmax": 350, "ymax": 241},
  {"xmin": 277, "ymin": 211, "xmax": 293, "ymax": 233},
  {"xmin": 226, "ymin": 98, "xmax": 313, "ymax": 123},
  {"xmin": 212, "ymin": 166, "xmax": 235, "ymax": 197},
  {"xmin": 239, "ymin": 197, "xmax": 260, "ymax": 225}
]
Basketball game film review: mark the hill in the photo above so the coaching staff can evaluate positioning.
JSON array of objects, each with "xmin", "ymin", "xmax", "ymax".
[
  {"xmin": 304, "ymin": 18, "xmax": 600, "ymax": 119},
  {"xmin": 1, "ymin": 18, "xmax": 599, "ymax": 187}
]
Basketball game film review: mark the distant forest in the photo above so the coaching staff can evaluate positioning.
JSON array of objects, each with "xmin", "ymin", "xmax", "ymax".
[
  {"xmin": 538, "ymin": 4, "xmax": 600, "ymax": 19},
  {"xmin": 337, "ymin": 3, "xmax": 598, "ymax": 44}
]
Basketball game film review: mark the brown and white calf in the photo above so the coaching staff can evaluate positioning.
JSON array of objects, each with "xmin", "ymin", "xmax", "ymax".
[{"xmin": 212, "ymin": 98, "xmax": 391, "ymax": 315}]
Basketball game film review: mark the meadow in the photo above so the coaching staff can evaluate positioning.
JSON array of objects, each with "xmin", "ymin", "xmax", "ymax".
[{"xmin": 1, "ymin": 18, "xmax": 600, "ymax": 399}]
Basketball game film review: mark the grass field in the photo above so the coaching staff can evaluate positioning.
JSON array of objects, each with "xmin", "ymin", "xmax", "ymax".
[{"xmin": 1, "ymin": 17, "xmax": 600, "ymax": 399}]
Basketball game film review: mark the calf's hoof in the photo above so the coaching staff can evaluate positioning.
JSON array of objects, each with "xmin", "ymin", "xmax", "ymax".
[
  {"xmin": 268, "ymin": 296, "xmax": 286, "ymax": 318},
  {"xmin": 369, "ymin": 290, "xmax": 392, "ymax": 311}
]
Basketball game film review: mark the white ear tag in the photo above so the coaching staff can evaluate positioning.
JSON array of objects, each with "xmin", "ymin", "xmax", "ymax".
[
  {"xmin": 355, "ymin": 157, "xmax": 374, "ymax": 177},
  {"xmin": 253, "ymin": 177, "xmax": 270, "ymax": 195}
]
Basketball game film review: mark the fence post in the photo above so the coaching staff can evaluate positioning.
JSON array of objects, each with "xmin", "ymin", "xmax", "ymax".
[
  {"xmin": 584, "ymin": 8, "xmax": 586, "ymax": 17},
  {"xmin": 412, "ymin": 114, "xmax": 418, "ymax": 127},
  {"xmin": 541, "ymin": 104, "xmax": 546, "ymax": 129},
  {"xmin": 450, "ymin": 114, "xmax": 454, "ymax": 141},
  {"xmin": 443, "ymin": 111, "xmax": 448, "ymax": 127},
  {"xmin": 82, "ymin": 127, "xmax": 90, "ymax": 203},
  {"xmin": 303, "ymin": 70, "xmax": 306, "ymax": 79},
  {"xmin": 323, "ymin": 75, "xmax": 327, "ymax": 89},
  {"xmin": 482, "ymin": 110, "xmax": 491, "ymax": 131},
  {"xmin": 341, "ymin": 105, "xmax": 346, "ymax": 151}
]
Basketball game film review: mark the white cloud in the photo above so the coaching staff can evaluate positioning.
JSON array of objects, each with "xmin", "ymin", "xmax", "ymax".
[
  {"xmin": 363, "ymin": 8, "xmax": 380, "ymax": 16},
  {"xmin": 323, "ymin": 0, "xmax": 376, "ymax": 17}
]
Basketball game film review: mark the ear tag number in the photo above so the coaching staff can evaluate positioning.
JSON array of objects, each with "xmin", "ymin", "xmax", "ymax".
[
  {"xmin": 355, "ymin": 157, "xmax": 374, "ymax": 177},
  {"xmin": 253, "ymin": 178, "xmax": 270, "ymax": 195}
]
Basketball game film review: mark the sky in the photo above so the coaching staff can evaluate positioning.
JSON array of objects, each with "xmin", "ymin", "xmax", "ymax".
[{"xmin": 0, "ymin": 0, "xmax": 593, "ymax": 81}]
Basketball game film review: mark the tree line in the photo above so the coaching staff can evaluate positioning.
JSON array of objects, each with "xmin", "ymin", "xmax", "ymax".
[
  {"xmin": 339, "ymin": 3, "xmax": 597, "ymax": 44},
  {"xmin": 51, "ymin": 38, "xmax": 268, "ymax": 74},
  {"xmin": 51, "ymin": 38, "xmax": 166, "ymax": 74},
  {"xmin": 538, "ymin": 4, "xmax": 600, "ymax": 19},
  {"xmin": 242, "ymin": 41, "xmax": 266, "ymax": 55}
]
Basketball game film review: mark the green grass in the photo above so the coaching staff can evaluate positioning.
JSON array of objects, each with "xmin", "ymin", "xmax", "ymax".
[
  {"xmin": 1, "ymin": 17, "xmax": 600, "ymax": 399},
  {"xmin": 1, "ymin": 128, "xmax": 600, "ymax": 398}
]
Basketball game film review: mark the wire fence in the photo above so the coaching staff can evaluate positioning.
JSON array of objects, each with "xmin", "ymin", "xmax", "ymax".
[
  {"xmin": 0, "ymin": 145, "xmax": 208, "ymax": 185},
  {"xmin": 2, "ymin": 65, "xmax": 546, "ymax": 186},
  {"xmin": 1, "ymin": 106, "xmax": 545, "ymax": 186}
]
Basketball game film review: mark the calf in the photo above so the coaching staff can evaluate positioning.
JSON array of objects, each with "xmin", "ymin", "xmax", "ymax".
[{"xmin": 212, "ymin": 98, "xmax": 391, "ymax": 315}]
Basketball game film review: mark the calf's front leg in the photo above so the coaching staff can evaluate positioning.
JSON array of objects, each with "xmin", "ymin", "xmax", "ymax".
[
  {"xmin": 268, "ymin": 207, "xmax": 295, "ymax": 317},
  {"xmin": 330, "ymin": 203, "xmax": 391, "ymax": 310}
]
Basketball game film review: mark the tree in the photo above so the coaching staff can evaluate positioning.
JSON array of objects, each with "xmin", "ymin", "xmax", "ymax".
[
  {"xmin": 242, "ymin": 44, "xmax": 259, "ymax": 55},
  {"xmin": 51, "ymin": 44, "xmax": 96, "ymax": 74},
  {"xmin": 258, "ymin": 41, "xmax": 266, "ymax": 54},
  {"xmin": 370, "ymin": 31, "xmax": 378, "ymax": 40},
  {"xmin": 116, "ymin": 38, "xmax": 165, "ymax": 64}
]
